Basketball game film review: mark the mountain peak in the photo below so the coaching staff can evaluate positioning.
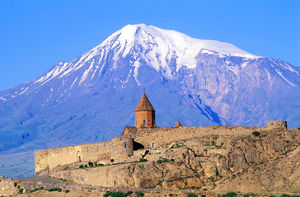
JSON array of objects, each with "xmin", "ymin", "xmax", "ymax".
[{"xmin": 103, "ymin": 24, "xmax": 260, "ymax": 60}]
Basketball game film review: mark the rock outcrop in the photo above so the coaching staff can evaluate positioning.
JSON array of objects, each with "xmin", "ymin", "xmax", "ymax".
[{"xmin": 49, "ymin": 128, "xmax": 300, "ymax": 194}]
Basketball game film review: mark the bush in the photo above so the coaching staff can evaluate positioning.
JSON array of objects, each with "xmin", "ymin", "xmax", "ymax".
[
  {"xmin": 30, "ymin": 188, "xmax": 39, "ymax": 193},
  {"xmin": 157, "ymin": 158, "xmax": 169, "ymax": 163},
  {"xmin": 187, "ymin": 193, "xmax": 198, "ymax": 197},
  {"xmin": 221, "ymin": 192, "xmax": 237, "ymax": 197},
  {"xmin": 18, "ymin": 188, "xmax": 23, "ymax": 194},
  {"xmin": 280, "ymin": 194, "xmax": 300, "ymax": 197},
  {"xmin": 252, "ymin": 131, "xmax": 260, "ymax": 136},
  {"xmin": 79, "ymin": 165, "xmax": 84, "ymax": 168},
  {"xmin": 46, "ymin": 187, "xmax": 62, "ymax": 192},
  {"xmin": 88, "ymin": 161, "xmax": 94, "ymax": 167},
  {"xmin": 139, "ymin": 158, "xmax": 148, "ymax": 162},
  {"xmin": 103, "ymin": 191, "xmax": 127, "ymax": 197},
  {"xmin": 65, "ymin": 189, "xmax": 70, "ymax": 193},
  {"xmin": 111, "ymin": 159, "xmax": 115, "ymax": 162},
  {"xmin": 128, "ymin": 154, "xmax": 133, "ymax": 157},
  {"xmin": 135, "ymin": 191, "xmax": 144, "ymax": 197}
]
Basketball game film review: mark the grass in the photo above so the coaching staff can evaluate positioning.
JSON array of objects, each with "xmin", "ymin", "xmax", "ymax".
[
  {"xmin": 135, "ymin": 191, "xmax": 144, "ymax": 197},
  {"xmin": 187, "ymin": 193, "xmax": 198, "ymax": 197},
  {"xmin": 104, "ymin": 191, "xmax": 127, "ymax": 197},
  {"xmin": 29, "ymin": 187, "xmax": 44, "ymax": 193},
  {"xmin": 204, "ymin": 141, "xmax": 217, "ymax": 147},
  {"xmin": 46, "ymin": 187, "xmax": 62, "ymax": 192},
  {"xmin": 280, "ymin": 194, "xmax": 300, "ymax": 197},
  {"xmin": 221, "ymin": 192, "xmax": 237, "ymax": 197},
  {"xmin": 157, "ymin": 157, "xmax": 169, "ymax": 163},
  {"xmin": 170, "ymin": 142, "xmax": 186, "ymax": 149}
]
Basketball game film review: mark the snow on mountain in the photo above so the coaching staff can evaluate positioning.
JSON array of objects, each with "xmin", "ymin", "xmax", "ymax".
[{"xmin": 0, "ymin": 24, "xmax": 299, "ymax": 178}]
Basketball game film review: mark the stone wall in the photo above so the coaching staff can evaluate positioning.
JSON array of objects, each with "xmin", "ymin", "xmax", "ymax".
[
  {"xmin": 0, "ymin": 176, "xmax": 17, "ymax": 196},
  {"xmin": 35, "ymin": 120, "xmax": 286, "ymax": 176},
  {"xmin": 267, "ymin": 120, "xmax": 287, "ymax": 129},
  {"xmin": 133, "ymin": 126, "xmax": 268, "ymax": 149},
  {"xmin": 35, "ymin": 136, "xmax": 133, "ymax": 175},
  {"xmin": 135, "ymin": 111, "xmax": 155, "ymax": 128}
]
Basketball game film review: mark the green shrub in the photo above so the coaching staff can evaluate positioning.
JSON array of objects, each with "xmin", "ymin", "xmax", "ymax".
[
  {"xmin": 221, "ymin": 192, "xmax": 237, "ymax": 197},
  {"xmin": 252, "ymin": 131, "xmax": 260, "ymax": 136},
  {"xmin": 187, "ymin": 193, "xmax": 198, "ymax": 197},
  {"xmin": 139, "ymin": 158, "xmax": 148, "ymax": 162},
  {"xmin": 88, "ymin": 161, "xmax": 94, "ymax": 167},
  {"xmin": 103, "ymin": 191, "xmax": 127, "ymax": 197},
  {"xmin": 128, "ymin": 154, "xmax": 133, "ymax": 157},
  {"xmin": 79, "ymin": 164, "xmax": 84, "ymax": 168},
  {"xmin": 280, "ymin": 194, "xmax": 300, "ymax": 197},
  {"xmin": 18, "ymin": 188, "xmax": 23, "ymax": 194},
  {"xmin": 157, "ymin": 158, "xmax": 169, "ymax": 163},
  {"xmin": 197, "ymin": 153, "xmax": 204, "ymax": 157},
  {"xmin": 135, "ymin": 191, "xmax": 144, "ymax": 197},
  {"xmin": 65, "ymin": 189, "xmax": 70, "ymax": 193},
  {"xmin": 46, "ymin": 187, "xmax": 62, "ymax": 192},
  {"xmin": 126, "ymin": 191, "xmax": 133, "ymax": 195},
  {"xmin": 30, "ymin": 188, "xmax": 39, "ymax": 193}
]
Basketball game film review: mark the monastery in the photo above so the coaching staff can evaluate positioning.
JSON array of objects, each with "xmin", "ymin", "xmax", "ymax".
[{"xmin": 35, "ymin": 93, "xmax": 288, "ymax": 175}]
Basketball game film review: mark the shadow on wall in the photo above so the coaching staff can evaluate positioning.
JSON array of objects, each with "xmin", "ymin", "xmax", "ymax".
[{"xmin": 133, "ymin": 140, "xmax": 144, "ymax": 151}]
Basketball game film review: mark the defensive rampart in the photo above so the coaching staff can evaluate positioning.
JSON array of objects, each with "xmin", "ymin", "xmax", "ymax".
[
  {"xmin": 133, "ymin": 126, "xmax": 269, "ymax": 149},
  {"xmin": 35, "ymin": 120, "xmax": 287, "ymax": 176},
  {"xmin": 35, "ymin": 136, "xmax": 133, "ymax": 175}
]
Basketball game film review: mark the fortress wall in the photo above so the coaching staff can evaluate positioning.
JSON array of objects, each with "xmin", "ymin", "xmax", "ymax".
[
  {"xmin": 0, "ymin": 176, "xmax": 18, "ymax": 196},
  {"xmin": 35, "ymin": 136, "xmax": 133, "ymax": 175},
  {"xmin": 134, "ymin": 126, "xmax": 268, "ymax": 149}
]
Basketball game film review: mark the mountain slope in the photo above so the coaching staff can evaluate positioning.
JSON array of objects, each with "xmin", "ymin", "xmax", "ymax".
[{"xmin": 0, "ymin": 24, "xmax": 300, "ymax": 178}]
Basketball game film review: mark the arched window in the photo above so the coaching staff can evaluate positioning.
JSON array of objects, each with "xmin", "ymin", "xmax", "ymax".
[
  {"xmin": 124, "ymin": 143, "xmax": 127, "ymax": 148},
  {"xmin": 143, "ymin": 120, "xmax": 146, "ymax": 125},
  {"xmin": 152, "ymin": 142, "xmax": 155, "ymax": 149},
  {"xmin": 78, "ymin": 156, "xmax": 81, "ymax": 162}
]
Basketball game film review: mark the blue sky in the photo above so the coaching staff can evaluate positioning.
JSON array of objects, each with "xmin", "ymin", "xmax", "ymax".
[{"xmin": 0, "ymin": 0, "xmax": 299, "ymax": 91}]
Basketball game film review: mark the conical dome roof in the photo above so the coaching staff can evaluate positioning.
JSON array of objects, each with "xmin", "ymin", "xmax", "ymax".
[
  {"xmin": 135, "ymin": 93, "xmax": 155, "ymax": 112},
  {"xmin": 174, "ymin": 120, "xmax": 182, "ymax": 128}
]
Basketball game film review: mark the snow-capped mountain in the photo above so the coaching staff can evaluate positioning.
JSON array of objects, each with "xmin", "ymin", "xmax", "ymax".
[{"xmin": 0, "ymin": 24, "xmax": 300, "ymax": 178}]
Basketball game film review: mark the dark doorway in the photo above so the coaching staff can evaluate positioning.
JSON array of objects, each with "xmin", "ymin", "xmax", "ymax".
[{"xmin": 133, "ymin": 140, "xmax": 144, "ymax": 150}]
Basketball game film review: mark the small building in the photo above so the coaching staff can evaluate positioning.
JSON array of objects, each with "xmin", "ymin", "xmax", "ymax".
[{"xmin": 134, "ymin": 93, "xmax": 156, "ymax": 128}]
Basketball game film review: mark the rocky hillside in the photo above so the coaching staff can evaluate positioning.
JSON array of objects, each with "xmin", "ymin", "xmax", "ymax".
[
  {"xmin": 1, "ymin": 128, "xmax": 299, "ymax": 196},
  {"xmin": 49, "ymin": 128, "xmax": 300, "ymax": 194}
]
